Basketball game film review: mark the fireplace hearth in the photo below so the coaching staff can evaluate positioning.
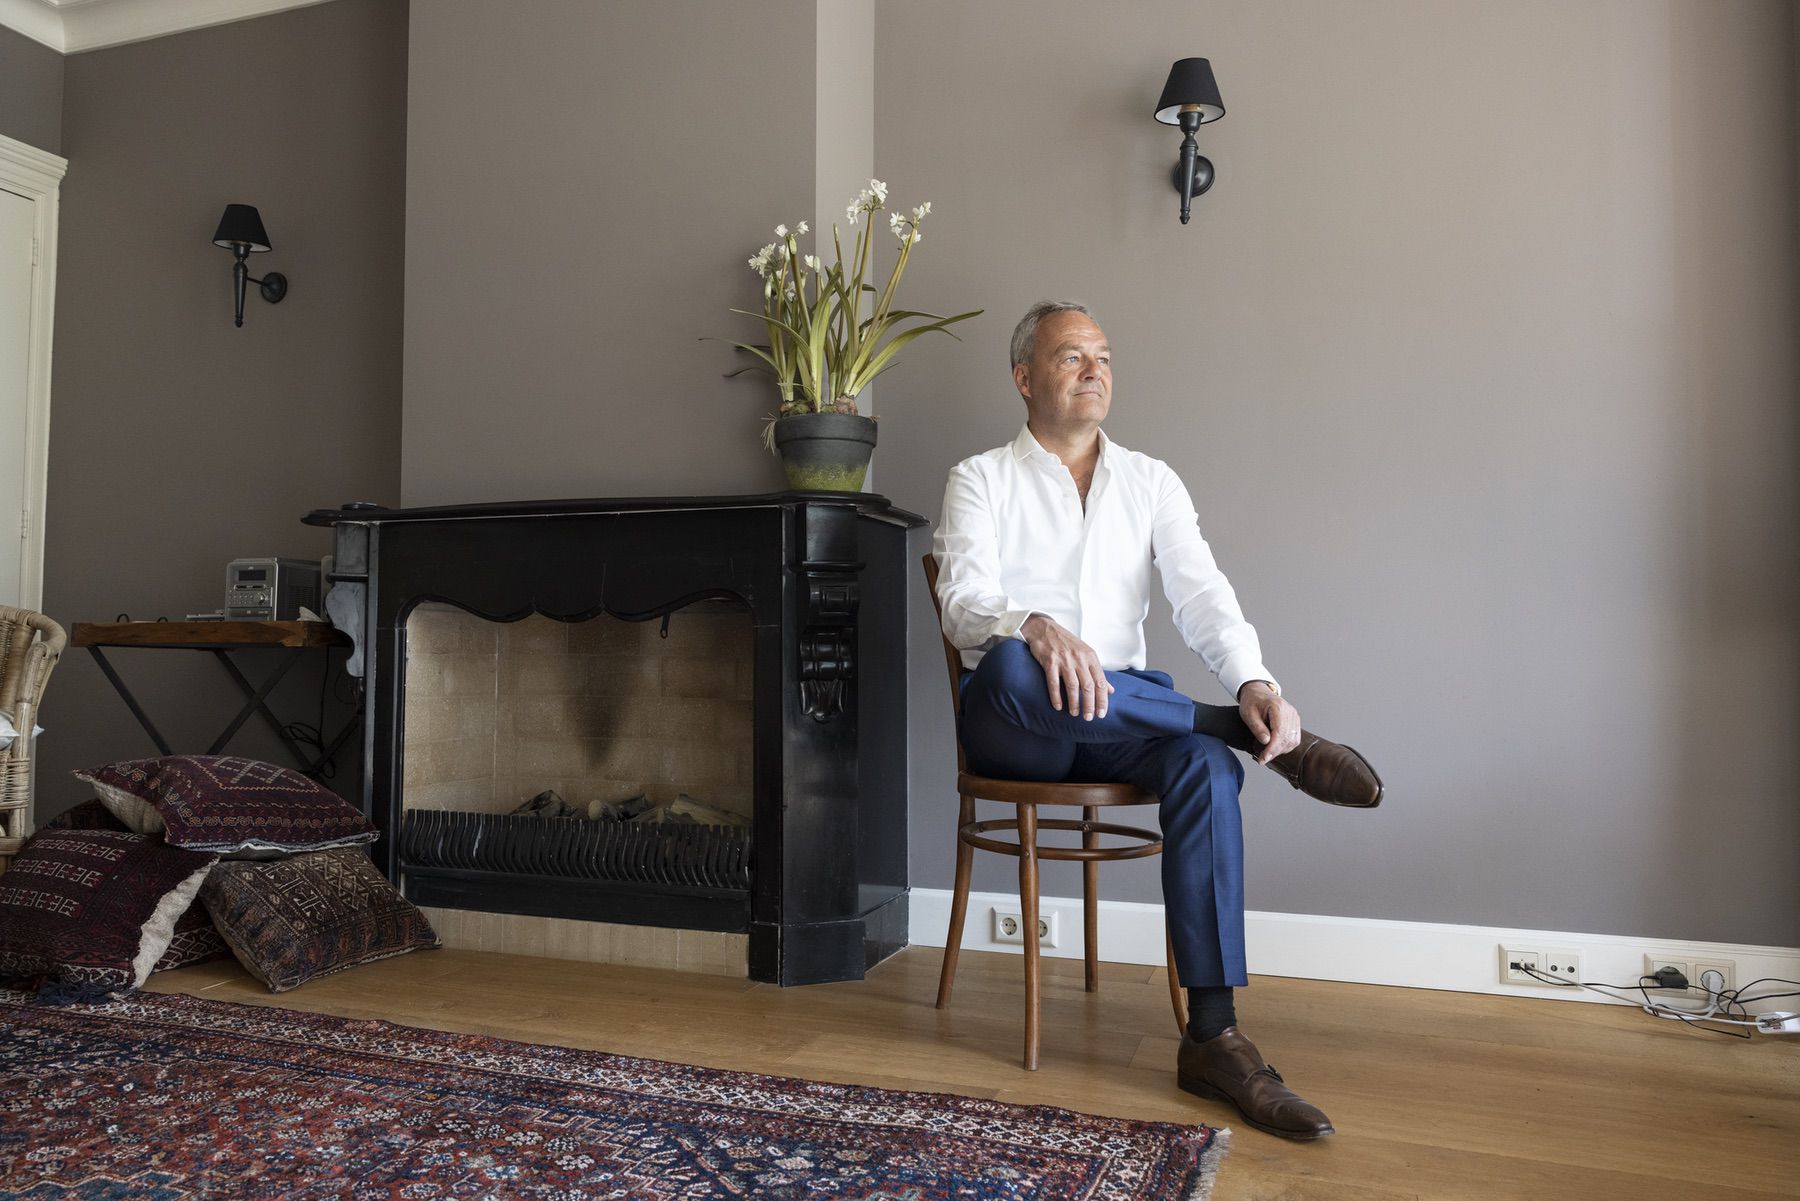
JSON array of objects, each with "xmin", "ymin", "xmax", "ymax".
[{"xmin": 305, "ymin": 493, "xmax": 925, "ymax": 985}]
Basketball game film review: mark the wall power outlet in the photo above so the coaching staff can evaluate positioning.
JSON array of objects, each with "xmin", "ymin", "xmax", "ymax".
[
  {"xmin": 1691, "ymin": 959, "xmax": 1737, "ymax": 998},
  {"xmin": 993, "ymin": 907, "xmax": 1060, "ymax": 948},
  {"xmin": 1644, "ymin": 954, "xmax": 1738, "ymax": 997}
]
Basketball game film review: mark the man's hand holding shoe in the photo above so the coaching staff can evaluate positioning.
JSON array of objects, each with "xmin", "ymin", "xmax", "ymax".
[{"xmin": 1236, "ymin": 680, "xmax": 1383, "ymax": 809}]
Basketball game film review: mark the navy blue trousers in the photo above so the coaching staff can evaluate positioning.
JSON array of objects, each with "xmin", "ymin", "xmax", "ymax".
[{"xmin": 959, "ymin": 639, "xmax": 1247, "ymax": 987}]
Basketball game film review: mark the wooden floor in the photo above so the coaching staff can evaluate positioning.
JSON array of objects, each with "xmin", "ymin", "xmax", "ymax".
[{"xmin": 145, "ymin": 945, "xmax": 1799, "ymax": 1201}]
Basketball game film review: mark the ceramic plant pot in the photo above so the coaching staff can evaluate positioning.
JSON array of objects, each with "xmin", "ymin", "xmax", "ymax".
[{"xmin": 772, "ymin": 411, "xmax": 878, "ymax": 491}]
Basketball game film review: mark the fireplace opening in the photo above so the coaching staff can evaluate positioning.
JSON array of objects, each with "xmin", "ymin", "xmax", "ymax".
[{"xmin": 398, "ymin": 601, "xmax": 756, "ymax": 933}]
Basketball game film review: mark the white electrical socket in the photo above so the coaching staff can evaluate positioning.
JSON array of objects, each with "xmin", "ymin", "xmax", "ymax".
[
  {"xmin": 1644, "ymin": 955, "xmax": 1692, "ymax": 993},
  {"xmin": 992, "ymin": 907, "xmax": 1060, "ymax": 947},
  {"xmin": 1500, "ymin": 945, "xmax": 1581, "ymax": 987},
  {"xmin": 1691, "ymin": 959, "xmax": 1737, "ymax": 998}
]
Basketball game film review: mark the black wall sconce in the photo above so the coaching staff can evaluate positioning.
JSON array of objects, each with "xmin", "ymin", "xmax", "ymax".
[
  {"xmin": 211, "ymin": 204, "xmax": 288, "ymax": 327},
  {"xmin": 1154, "ymin": 58, "xmax": 1226, "ymax": 225}
]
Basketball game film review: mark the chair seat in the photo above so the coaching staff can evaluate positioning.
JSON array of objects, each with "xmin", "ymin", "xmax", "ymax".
[{"xmin": 956, "ymin": 773, "xmax": 1158, "ymax": 808}]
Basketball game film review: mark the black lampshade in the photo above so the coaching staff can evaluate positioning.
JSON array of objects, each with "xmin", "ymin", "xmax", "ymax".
[
  {"xmin": 212, "ymin": 204, "xmax": 272, "ymax": 252},
  {"xmin": 1154, "ymin": 58, "xmax": 1225, "ymax": 125}
]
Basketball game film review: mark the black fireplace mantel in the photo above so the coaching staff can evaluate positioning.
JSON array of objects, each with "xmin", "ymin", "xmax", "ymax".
[{"xmin": 304, "ymin": 492, "xmax": 926, "ymax": 985}]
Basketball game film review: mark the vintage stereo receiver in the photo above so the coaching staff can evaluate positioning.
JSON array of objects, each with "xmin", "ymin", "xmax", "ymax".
[{"xmin": 225, "ymin": 558, "xmax": 321, "ymax": 620}]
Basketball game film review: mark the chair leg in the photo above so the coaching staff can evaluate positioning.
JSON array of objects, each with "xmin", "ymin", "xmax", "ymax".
[
  {"xmin": 936, "ymin": 795, "xmax": 977, "ymax": 1009},
  {"xmin": 1018, "ymin": 802, "xmax": 1041, "ymax": 1071},
  {"xmin": 1082, "ymin": 804, "xmax": 1099, "ymax": 993},
  {"xmin": 1166, "ymin": 923, "xmax": 1188, "ymax": 1038}
]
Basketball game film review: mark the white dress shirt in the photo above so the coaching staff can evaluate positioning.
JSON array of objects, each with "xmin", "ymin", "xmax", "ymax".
[{"xmin": 932, "ymin": 424, "xmax": 1277, "ymax": 700}]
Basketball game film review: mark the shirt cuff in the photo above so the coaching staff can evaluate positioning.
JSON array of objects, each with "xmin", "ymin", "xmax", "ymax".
[
  {"xmin": 1219, "ymin": 657, "xmax": 1278, "ymax": 702},
  {"xmin": 1000, "ymin": 610, "xmax": 1038, "ymax": 642}
]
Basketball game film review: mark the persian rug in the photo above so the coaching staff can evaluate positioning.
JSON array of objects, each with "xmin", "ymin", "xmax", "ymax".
[{"xmin": 0, "ymin": 987, "xmax": 1227, "ymax": 1200}]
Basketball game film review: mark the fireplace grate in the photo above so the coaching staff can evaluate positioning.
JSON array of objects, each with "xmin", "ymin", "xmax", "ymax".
[{"xmin": 400, "ymin": 809, "xmax": 751, "ymax": 892}]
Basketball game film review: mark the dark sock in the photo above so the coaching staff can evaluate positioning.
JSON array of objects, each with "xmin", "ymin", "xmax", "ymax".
[
  {"xmin": 1186, "ymin": 985, "xmax": 1237, "ymax": 1042},
  {"xmin": 1192, "ymin": 702, "xmax": 1261, "ymax": 756}
]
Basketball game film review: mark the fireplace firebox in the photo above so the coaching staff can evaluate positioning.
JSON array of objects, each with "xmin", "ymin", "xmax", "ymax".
[{"xmin": 304, "ymin": 493, "xmax": 925, "ymax": 985}]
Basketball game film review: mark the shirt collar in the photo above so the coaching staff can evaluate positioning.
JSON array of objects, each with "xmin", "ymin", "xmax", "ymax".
[{"xmin": 1010, "ymin": 424, "xmax": 1113, "ymax": 467}]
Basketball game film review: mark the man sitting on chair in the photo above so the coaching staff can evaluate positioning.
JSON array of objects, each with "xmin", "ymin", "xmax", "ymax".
[{"xmin": 931, "ymin": 300, "xmax": 1382, "ymax": 1141}]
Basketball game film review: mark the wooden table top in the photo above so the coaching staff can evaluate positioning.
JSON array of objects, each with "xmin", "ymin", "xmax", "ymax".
[{"xmin": 70, "ymin": 620, "xmax": 351, "ymax": 650}]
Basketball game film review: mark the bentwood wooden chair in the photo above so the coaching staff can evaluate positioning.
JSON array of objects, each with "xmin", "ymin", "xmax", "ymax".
[
  {"xmin": 923, "ymin": 555, "xmax": 1185, "ymax": 1070},
  {"xmin": 0, "ymin": 607, "xmax": 67, "ymax": 871}
]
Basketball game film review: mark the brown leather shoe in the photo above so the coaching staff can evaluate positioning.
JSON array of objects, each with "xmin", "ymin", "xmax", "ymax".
[
  {"xmin": 1267, "ymin": 730, "xmax": 1383, "ymax": 808},
  {"xmin": 1178, "ymin": 1026, "xmax": 1335, "ymax": 1140}
]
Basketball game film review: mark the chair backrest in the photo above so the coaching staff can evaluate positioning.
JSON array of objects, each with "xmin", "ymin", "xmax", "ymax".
[
  {"xmin": 0, "ymin": 606, "xmax": 65, "ymax": 733},
  {"xmin": 920, "ymin": 554, "xmax": 970, "ymax": 772},
  {"xmin": 0, "ymin": 607, "xmax": 67, "ymax": 852}
]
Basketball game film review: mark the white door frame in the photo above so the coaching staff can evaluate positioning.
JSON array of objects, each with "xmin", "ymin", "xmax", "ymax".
[{"xmin": 0, "ymin": 133, "xmax": 66, "ymax": 613}]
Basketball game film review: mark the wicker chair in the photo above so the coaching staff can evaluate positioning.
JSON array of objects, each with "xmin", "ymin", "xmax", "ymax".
[
  {"xmin": 923, "ymin": 555, "xmax": 1186, "ymax": 1069},
  {"xmin": 0, "ymin": 607, "xmax": 67, "ymax": 870}
]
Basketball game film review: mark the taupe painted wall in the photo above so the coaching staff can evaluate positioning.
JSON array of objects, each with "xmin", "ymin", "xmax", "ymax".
[
  {"xmin": 876, "ymin": 0, "xmax": 1800, "ymax": 946},
  {"xmin": 35, "ymin": 0, "xmax": 407, "ymax": 813},
  {"xmin": 0, "ymin": 24, "xmax": 63, "ymax": 155},
  {"xmin": 16, "ymin": 0, "xmax": 1795, "ymax": 949},
  {"xmin": 402, "ymin": 0, "xmax": 819, "ymax": 505}
]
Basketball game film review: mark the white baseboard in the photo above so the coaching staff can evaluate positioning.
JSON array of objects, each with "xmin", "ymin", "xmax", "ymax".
[{"xmin": 909, "ymin": 888, "xmax": 1800, "ymax": 1015}]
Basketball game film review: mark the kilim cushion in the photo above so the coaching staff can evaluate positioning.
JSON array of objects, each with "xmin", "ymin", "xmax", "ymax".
[
  {"xmin": 74, "ymin": 755, "xmax": 377, "ymax": 856},
  {"xmin": 202, "ymin": 847, "xmax": 439, "ymax": 992},
  {"xmin": 37, "ymin": 803, "xmax": 237, "ymax": 972},
  {"xmin": 0, "ymin": 829, "xmax": 216, "ymax": 990},
  {"xmin": 152, "ymin": 898, "xmax": 233, "ymax": 973},
  {"xmin": 38, "ymin": 798, "xmax": 133, "ymax": 833}
]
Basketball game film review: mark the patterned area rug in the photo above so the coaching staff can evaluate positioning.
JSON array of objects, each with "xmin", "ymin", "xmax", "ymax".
[{"xmin": 0, "ymin": 987, "xmax": 1227, "ymax": 1200}]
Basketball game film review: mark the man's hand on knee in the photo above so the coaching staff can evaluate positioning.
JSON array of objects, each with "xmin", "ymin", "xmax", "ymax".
[
  {"xmin": 1237, "ymin": 680, "xmax": 1301, "ymax": 764},
  {"xmin": 1021, "ymin": 614, "xmax": 1115, "ymax": 720}
]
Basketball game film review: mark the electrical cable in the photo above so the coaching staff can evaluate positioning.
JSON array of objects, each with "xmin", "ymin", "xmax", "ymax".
[
  {"xmin": 280, "ymin": 654, "xmax": 343, "ymax": 781},
  {"xmin": 1515, "ymin": 964, "xmax": 1800, "ymax": 1036},
  {"xmin": 1514, "ymin": 963, "xmax": 1752, "ymax": 1037}
]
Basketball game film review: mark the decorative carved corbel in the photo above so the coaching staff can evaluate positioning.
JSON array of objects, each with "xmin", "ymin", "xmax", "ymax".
[{"xmin": 797, "ymin": 568, "xmax": 859, "ymax": 721}]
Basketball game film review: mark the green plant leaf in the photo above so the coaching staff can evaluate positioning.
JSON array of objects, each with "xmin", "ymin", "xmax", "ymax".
[{"xmin": 844, "ymin": 311, "xmax": 983, "ymax": 395}]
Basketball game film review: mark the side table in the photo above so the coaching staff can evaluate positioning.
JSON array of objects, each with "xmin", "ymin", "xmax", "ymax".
[{"xmin": 70, "ymin": 621, "xmax": 361, "ymax": 776}]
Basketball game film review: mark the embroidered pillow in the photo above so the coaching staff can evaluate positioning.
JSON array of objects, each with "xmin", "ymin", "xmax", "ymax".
[
  {"xmin": 202, "ymin": 847, "xmax": 439, "ymax": 993},
  {"xmin": 153, "ymin": 898, "xmax": 233, "ymax": 973},
  {"xmin": 73, "ymin": 755, "xmax": 377, "ymax": 856},
  {"xmin": 0, "ymin": 829, "xmax": 216, "ymax": 990},
  {"xmin": 38, "ymin": 798, "xmax": 133, "ymax": 833}
]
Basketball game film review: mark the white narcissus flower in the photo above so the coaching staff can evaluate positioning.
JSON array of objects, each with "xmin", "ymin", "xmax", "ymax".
[
  {"xmin": 846, "ymin": 202, "xmax": 860, "ymax": 224},
  {"xmin": 913, "ymin": 202, "xmax": 931, "ymax": 221},
  {"xmin": 870, "ymin": 179, "xmax": 888, "ymax": 202},
  {"xmin": 797, "ymin": 221, "xmax": 810, "ymax": 234},
  {"xmin": 774, "ymin": 224, "xmax": 788, "ymax": 238},
  {"xmin": 804, "ymin": 254, "xmax": 820, "ymax": 270}
]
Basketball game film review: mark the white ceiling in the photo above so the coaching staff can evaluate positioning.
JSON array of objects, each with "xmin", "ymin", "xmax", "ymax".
[{"xmin": 0, "ymin": 0, "xmax": 335, "ymax": 54}]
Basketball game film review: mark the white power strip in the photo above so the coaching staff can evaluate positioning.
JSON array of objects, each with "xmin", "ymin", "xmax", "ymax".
[{"xmin": 1755, "ymin": 1011, "xmax": 1800, "ymax": 1035}]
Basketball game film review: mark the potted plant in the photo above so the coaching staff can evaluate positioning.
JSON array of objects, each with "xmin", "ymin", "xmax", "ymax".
[{"xmin": 722, "ymin": 180, "xmax": 981, "ymax": 491}]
